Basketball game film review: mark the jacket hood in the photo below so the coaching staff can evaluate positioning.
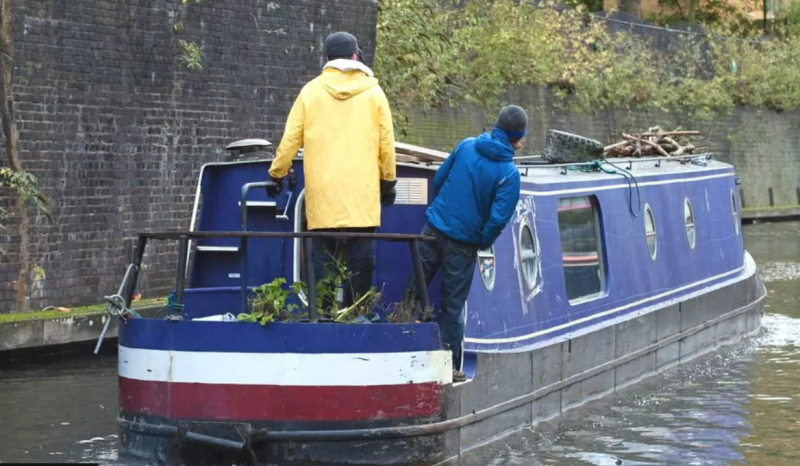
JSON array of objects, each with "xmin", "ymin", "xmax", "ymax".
[
  {"xmin": 319, "ymin": 59, "xmax": 378, "ymax": 100},
  {"xmin": 475, "ymin": 127, "xmax": 515, "ymax": 162}
]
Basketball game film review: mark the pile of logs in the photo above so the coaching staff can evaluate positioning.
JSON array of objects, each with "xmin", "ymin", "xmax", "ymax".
[{"xmin": 603, "ymin": 127, "xmax": 707, "ymax": 158}]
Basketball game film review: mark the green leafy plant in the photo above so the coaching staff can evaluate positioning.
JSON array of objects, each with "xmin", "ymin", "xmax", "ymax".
[
  {"xmin": 237, "ymin": 278, "xmax": 304, "ymax": 325},
  {"xmin": 171, "ymin": 1, "xmax": 204, "ymax": 71},
  {"xmin": 308, "ymin": 252, "xmax": 385, "ymax": 322},
  {"xmin": 177, "ymin": 40, "xmax": 203, "ymax": 70},
  {"xmin": 234, "ymin": 256, "xmax": 428, "ymax": 325},
  {"xmin": 0, "ymin": 168, "xmax": 51, "ymax": 231}
]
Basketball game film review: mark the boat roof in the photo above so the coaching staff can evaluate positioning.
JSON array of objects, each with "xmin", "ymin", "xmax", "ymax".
[
  {"xmin": 196, "ymin": 152, "xmax": 733, "ymax": 189},
  {"xmin": 516, "ymin": 154, "xmax": 733, "ymax": 186}
]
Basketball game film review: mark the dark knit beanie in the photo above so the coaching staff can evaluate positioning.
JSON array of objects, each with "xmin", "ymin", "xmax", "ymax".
[
  {"xmin": 324, "ymin": 32, "xmax": 360, "ymax": 60},
  {"xmin": 495, "ymin": 105, "xmax": 528, "ymax": 141}
]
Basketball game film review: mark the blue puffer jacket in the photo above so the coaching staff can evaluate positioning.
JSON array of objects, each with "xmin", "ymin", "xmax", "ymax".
[{"xmin": 426, "ymin": 127, "xmax": 521, "ymax": 249}]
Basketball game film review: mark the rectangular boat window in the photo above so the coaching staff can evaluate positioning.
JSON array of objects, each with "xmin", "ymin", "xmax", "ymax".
[{"xmin": 557, "ymin": 196, "xmax": 605, "ymax": 302}]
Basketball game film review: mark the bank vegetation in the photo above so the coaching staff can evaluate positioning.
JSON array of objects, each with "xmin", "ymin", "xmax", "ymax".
[{"xmin": 375, "ymin": 0, "xmax": 800, "ymax": 133}]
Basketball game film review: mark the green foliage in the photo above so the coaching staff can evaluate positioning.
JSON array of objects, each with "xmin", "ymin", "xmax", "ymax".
[
  {"xmin": 177, "ymin": 40, "xmax": 203, "ymax": 70},
  {"xmin": 305, "ymin": 253, "xmax": 383, "ymax": 322},
  {"xmin": 375, "ymin": 0, "xmax": 800, "ymax": 132},
  {"xmin": 648, "ymin": 0, "xmax": 759, "ymax": 31},
  {"xmin": 172, "ymin": 1, "xmax": 204, "ymax": 71},
  {"xmin": 0, "ymin": 168, "xmax": 51, "ymax": 229},
  {"xmin": 775, "ymin": 1, "xmax": 800, "ymax": 37},
  {"xmin": 237, "ymin": 278, "xmax": 303, "ymax": 325},
  {"xmin": 235, "ymin": 256, "xmax": 397, "ymax": 325},
  {"xmin": 566, "ymin": 0, "xmax": 604, "ymax": 12}
]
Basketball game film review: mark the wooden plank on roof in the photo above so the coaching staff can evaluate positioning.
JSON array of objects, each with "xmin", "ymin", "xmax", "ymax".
[{"xmin": 394, "ymin": 142, "xmax": 448, "ymax": 163}]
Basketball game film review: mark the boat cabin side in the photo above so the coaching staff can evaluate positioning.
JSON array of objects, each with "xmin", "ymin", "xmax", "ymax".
[
  {"xmin": 463, "ymin": 159, "xmax": 745, "ymax": 356},
  {"xmin": 183, "ymin": 156, "xmax": 745, "ymax": 352}
]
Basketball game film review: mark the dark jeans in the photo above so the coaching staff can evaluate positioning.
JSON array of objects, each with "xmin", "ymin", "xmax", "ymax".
[
  {"xmin": 410, "ymin": 222, "xmax": 477, "ymax": 370},
  {"xmin": 311, "ymin": 227, "xmax": 376, "ymax": 309}
]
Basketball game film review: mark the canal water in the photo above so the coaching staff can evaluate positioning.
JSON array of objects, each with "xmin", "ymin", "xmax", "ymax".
[{"xmin": 0, "ymin": 221, "xmax": 797, "ymax": 465}]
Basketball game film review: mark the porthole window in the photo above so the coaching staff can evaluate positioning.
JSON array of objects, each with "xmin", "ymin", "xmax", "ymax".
[
  {"xmin": 684, "ymin": 198, "xmax": 696, "ymax": 250},
  {"xmin": 731, "ymin": 190, "xmax": 740, "ymax": 236},
  {"xmin": 644, "ymin": 204, "xmax": 657, "ymax": 261},
  {"xmin": 519, "ymin": 222, "xmax": 538, "ymax": 289},
  {"xmin": 477, "ymin": 246, "xmax": 495, "ymax": 291}
]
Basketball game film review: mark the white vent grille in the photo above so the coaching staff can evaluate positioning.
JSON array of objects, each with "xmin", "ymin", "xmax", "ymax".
[{"xmin": 395, "ymin": 178, "xmax": 428, "ymax": 205}]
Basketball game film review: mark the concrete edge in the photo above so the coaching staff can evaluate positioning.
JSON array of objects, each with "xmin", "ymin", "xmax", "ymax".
[
  {"xmin": 0, "ymin": 304, "xmax": 163, "ymax": 356},
  {"xmin": 741, "ymin": 206, "xmax": 800, "ymax": 222}
]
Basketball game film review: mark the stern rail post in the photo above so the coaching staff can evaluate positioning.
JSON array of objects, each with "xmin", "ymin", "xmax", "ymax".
[
  {"xmin": 304, "ymin": 237, "xmax": 318, "ymax": 323},
  {"xmin": 171, "ymin": 235, "xmax": 189, "ymax": 318}
]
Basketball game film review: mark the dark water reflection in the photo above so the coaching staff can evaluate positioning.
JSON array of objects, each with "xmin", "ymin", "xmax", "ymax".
[{"xmin": 0, "ymin": 222, "xmax": 797, "ymax": 465}]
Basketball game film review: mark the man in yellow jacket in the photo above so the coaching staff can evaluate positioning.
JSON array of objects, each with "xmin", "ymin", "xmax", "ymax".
[{"xmin": 267, "ymin": 31, "xmax": 397, "ymax": 308}]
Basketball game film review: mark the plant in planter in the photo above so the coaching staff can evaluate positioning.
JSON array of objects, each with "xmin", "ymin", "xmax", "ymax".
[
  {"xmin": 334, "ymin": 286, "xmax": 382, "ymax": 323},
  {"xmin": 237, "ymin": 278, "xmax": 305, "ymax": 325},
  {"xmin": 384, "ymin": 287, "xmax": 434, "ymax": 324},
  {"xmin": 238, "ymin": 256, "xmax": 433, "ymax": 325}
]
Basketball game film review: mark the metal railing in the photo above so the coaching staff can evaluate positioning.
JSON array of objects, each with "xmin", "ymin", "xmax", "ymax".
[{"xmin": 122, "ymin": 229, "xmax": 434, "ymax": 324}]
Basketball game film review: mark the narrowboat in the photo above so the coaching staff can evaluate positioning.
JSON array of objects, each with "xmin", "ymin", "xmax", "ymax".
[{"xmin": 100, "ymin": 133, "xmax": 766, "ymax": 466}]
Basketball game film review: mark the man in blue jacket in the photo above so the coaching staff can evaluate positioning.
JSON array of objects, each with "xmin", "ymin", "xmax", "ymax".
[{"xmin": 412, "ymin": 105, "xmax": 525, "ymax": 382}]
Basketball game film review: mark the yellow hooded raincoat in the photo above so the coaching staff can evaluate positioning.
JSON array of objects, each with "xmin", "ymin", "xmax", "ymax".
[{"xmin": 269, "ymin": 59, "xmax": 396, "ymax": 230}]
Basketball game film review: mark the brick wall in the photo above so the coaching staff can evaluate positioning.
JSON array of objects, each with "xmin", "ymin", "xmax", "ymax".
[
  {"xmin": 401, "ymin": 86, "xmax": 800, "ymax": 212},
  {"xmin": 0, "ymin": 0, "xmax": 377, "ymax": 312}
]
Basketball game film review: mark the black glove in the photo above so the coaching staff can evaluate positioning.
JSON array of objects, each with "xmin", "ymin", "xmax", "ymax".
[
  {"xmin": 380, "ymin": 179, "xmax": 397, "ymax": 206},
  {"xmin": 266, "ymin": 176, "xmax": 283, "ymax": 197}
]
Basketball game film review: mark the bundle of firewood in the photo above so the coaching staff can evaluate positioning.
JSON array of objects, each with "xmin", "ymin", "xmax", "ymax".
[{"xmin": 603, "ymin": 126, "xmax": 707, "ymax": 158}]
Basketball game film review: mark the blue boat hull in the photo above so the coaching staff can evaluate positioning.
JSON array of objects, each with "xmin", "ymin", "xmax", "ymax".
[
  {"xmin": 115, "ymin": 155, "xmax": 765, "ymax": 465},
  {"xmin": 117, "ymin": 255, "xmax": 763, "ymax": 465}
]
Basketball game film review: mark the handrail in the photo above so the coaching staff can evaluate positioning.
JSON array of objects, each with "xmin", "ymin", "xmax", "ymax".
[
  {"xmin": 139, "ymin": 231, "xmax": 437, "ymax": 240},
  {"xmin": 240, "ymin": 181, "xmax": 280, "ymax": 316},
  {"xmin": 130, "ymin": 229, "xmax": 434, "ymax": 324}
]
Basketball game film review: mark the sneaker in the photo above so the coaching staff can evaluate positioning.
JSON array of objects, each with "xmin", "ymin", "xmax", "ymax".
[{"xmin": 453, "ymin": 370, "xmax": 467, "ymax": 383}]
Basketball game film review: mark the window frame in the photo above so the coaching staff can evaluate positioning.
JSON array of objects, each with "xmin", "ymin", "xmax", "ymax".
[
  {"xmin": 294, "ymin": 190, "xmax": 309, "ymax": 305},
  {"xmin": 731, "ymin": 190, "xmax": 740, "ymax": 236},
  {"xmin": 644, "ymin": 203, "xmax": 657, "ymax": 261},
  {"xmin": 684, "ymin": 198, "xmax": 696, "ymax": 250},
  {"xmin": 556, "ymin": 195, "xmax": 608, "ymax": 305},
  {"xmin": 518, "ymin": 220, "xmax": 539, "ymax": 291},
  {"xmin": 477, "ymin": 246, "xmax": 496, "ymax": 292}
]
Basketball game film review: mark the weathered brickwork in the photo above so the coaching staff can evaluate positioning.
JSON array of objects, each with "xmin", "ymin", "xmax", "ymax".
[
  {"xmin": 403, "ymin": 87, "xmax": 800, "ymax": 213},
  {"xmin": 0, "ymin": 0, "xmax": 377, "ymax": 312}
]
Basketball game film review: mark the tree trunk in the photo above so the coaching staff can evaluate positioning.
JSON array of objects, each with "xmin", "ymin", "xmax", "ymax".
[
  {"xmin": 687, "ymin": 0, "xmax": 700, "ymax": 23},
  {"xmin": 618, "ymin": 0, "xmax": 642, "ymax": 17},
  {"xmin": 0, "ymin": 0, "xmax": 30, "ymax": 312}
]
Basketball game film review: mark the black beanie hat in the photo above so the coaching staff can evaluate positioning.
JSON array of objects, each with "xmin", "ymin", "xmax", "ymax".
[
  {"xmin": 325, "ymin": 32, "xmax": 360, "ymax": 60},
  {"xmin": 495, "ymin": 105, "xmax": 528, "ymax": 141}
]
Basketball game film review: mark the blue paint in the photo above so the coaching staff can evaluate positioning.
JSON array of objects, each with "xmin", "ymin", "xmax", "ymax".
[
  {"xmin": 119, "ymin": 319, "xmax": 444, "ymax": 354},
  {"xmin": 163, "ymin": 157, "xmax": 744, "ymax": 354}
]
